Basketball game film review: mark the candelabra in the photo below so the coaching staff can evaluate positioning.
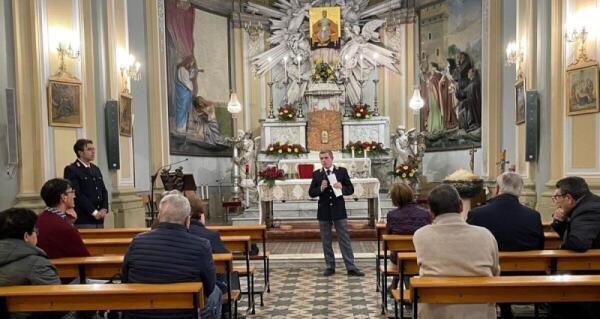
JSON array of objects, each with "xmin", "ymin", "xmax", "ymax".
[
  {"xmin": 372, "ymin": 79, "xmax": 380, "ymax": 116},
  {"xmin": 565, "ymin": 26, "xmax": 590, "ymax": 64},
  {"xmin": 56, "ymin": 42, "xmax": 80, "ymax": 76},
  {"xmin": 358, "ymin": 79, "xmax": 366, "ymax": 104},
  {"xmin": 244, "ymin": 17, "xmax": 263, "ymax": 42},
  {"xmin": 120, "ymin": 54, "xmax": 142, "ymax": 94},
  {"xmin": 505, "ymin": 41, "xmax": 524, "ymax": 77},
  {"xmin": 267, "ymin": 81, "xmax": 275, "ymax": 119}
]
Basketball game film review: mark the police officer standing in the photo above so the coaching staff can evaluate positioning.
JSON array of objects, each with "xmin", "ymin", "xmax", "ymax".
[
  {"xmin": 309, "ymin": 150, "xmax": 364, "ymax": 277},
  {"xmin": 64, "ymin": 139, "xmax": 109, "ymax": 228}
]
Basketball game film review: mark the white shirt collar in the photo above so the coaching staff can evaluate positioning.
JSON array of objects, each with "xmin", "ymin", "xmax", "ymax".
[{"xmin": 77, "ymin": 158, "xmax": 91, "ymax": 168}]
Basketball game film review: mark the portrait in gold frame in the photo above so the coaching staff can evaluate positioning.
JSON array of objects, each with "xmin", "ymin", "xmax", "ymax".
[
  {"xmin": 566, "ymin": 61, "xmax": 599, "ymax": 116},
  {"xmin": 309, "ymin": 7, "xmax": 341, "ymax": 50}
]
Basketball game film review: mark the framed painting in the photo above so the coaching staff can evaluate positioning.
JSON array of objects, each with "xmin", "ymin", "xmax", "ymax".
[
  {"xmin": 566, "ymin": 61, "xmax": 599, "ymax": 116},
  {"xmin": 309, "ymin": 6, "xmax": 341, "ymax": 49},
  {"xmin": 47, "ymin": 78, "xmax": 83, "ymax": 127},
  {"xmin": 119, "ymin": 93, "xmax": 133, "ymax": 137},
  {"xmin": 515, "ymin": 79, "xmax": 526, "ymax": 124},
  {"xmin": 165, "ymin": 0, "xmax": 233, "ymax": 157}
]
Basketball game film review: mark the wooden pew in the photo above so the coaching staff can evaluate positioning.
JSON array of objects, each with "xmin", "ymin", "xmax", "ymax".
[
  {"xmin": 0, "ymin": 283, "xmax": 204, "ymax": 319},
  {"xmin": 544, "ymin": 231, "xmax": 561, "ymax": 249},
  {"xmin": 83, "ymin": 238, "xmax": 131, "ymax": 255},
  {"xmin": 380, "ymin": 234, "xmax": 415, "ymax": 314},
  {"xmin": 375, "ymin": 223, "xmax": 386, "ymax": 292},
  {"xmin": 222, "ymin": 235, "xmax": 255, "ymax": 314},
  {"xmin": 207, "ymin": 225, "xmax": 271, "ymax": 294},
  {"xmin": 410, "ymin": 275, "xmax": 600, "ymax": 319},
  {"xmin": 79, "ymin": 227, "xmax": 149, "ymax": 239},
  {"xmin": 543, "ymin": 220, "xmax": 552, "ymax": 232},
  {"xmin": 50, "ymin": 254, "xmax": 238, "ymax": 319}
]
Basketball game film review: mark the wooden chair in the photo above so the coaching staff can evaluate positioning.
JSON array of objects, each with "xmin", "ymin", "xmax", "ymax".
[
  {"xmin": 380, "ymin": 234, "xmax": 415, "ymax": 315},
  {"xmin": 222, "ymin": 235, "xmax": 255, "ymax": 314}
]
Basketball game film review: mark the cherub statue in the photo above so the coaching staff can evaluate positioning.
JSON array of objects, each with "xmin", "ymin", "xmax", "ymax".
[{"xmin": 391, "ymin": 125, "xmax": 410, "ymax": 167}]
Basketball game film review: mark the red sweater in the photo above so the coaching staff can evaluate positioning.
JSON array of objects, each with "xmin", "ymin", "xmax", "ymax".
[{"xmin": 36, "ymin": 210, "xmax": 90, "ymax": 259}]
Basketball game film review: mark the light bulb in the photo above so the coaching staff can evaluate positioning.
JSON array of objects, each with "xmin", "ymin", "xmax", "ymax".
[
  {"xmin": 227, "ymin": 92, "xmax": 242, "ymax": 114},
  {"xmin": 409, "ymin": 88, "xmax": 424, "ymax": 111}
]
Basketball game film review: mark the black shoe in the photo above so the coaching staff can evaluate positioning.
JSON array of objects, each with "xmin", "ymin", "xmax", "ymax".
[
  {"xmin": 347, "ymin": 269, "xmax": 365, "ymax": 277},
  {"xmin": 323, "ymin": 268, "xmax": 335, "ymax": 276}
]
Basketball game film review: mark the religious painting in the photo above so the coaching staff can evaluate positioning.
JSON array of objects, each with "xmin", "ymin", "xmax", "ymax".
[
  {"xmin": 515, "ymin": 79, "xmax": 526, "ymax": 124},
  {"xmin": 566, "ymin": 61, "xmax": 599, "ymax": 116},
  {"xmin": 164, "ymin": 0, "xmax": 233, "ymax": 157},
  {"xmin": 47, "ymin": 78, "xmax": 83, "ymax": 128},
  {"xmin": 309, "ymin": 7, "xmax": 341, "ymax": 50},
  {"xmin": 119, "ymin": 93, "xmax": 133, "ymax": 137},
  {"xmin": 417, "ymin": 0, "xmax": 482, "ymax": 151}
]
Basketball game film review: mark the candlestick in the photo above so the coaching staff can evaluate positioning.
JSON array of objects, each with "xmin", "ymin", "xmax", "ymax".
[
  {"xmin": 364, "ymin": 148, "xmax": 368, "ymax": 158},
  {"xmin": 352, "ymin": 148, "xmax": 355, "ymax": 159},
  {"xmin": 283, "ymin": 56, "xmax": 288, "ymax": 83},
  {"xmin": 359, "ymin": 54, "xmax": 364, "ymax": 80},
  {"xmin": 296, "ymin": 55, "xmax": 302, "ymax": 80}
]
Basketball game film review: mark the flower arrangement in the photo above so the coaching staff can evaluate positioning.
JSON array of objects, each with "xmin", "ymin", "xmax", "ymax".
[
  {"xmin": 388, "ymin": 161, "xmax": 419, "ymax": 184},
  {"xmin": 277, "ymin": 104, "xmax": 296, "ymax": 121},
  {"xmin": 344, "ymin": 141, "xmax": 388, "ymax": 156},
  {"xmin": 351, "ymin": 103, "xmax": 372, "ymax": 120},
  {"xmin": 264, "ymin": 142, "xmax": 306, "ymax": 158},
  {"xmin": 312, "ymin": 58, "xmax": 337, "ymax": 83},
  {"xmin": 258, "ymin": 166, "xmax": 285, "ymax": 188}
]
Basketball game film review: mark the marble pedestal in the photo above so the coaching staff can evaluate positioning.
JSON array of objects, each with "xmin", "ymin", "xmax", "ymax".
[
  {"xmin": 260, "ymin": 120, "xmax": 307, "ymax": 151},
  {"xmin": 342, "ymin": 116, "xmax": 390, "ymax": 148}
]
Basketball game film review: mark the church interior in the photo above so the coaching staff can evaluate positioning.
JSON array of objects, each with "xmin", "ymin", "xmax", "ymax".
[{"xmin": 1, "ymin": 0, "xmax": 600, "ymax": 318}]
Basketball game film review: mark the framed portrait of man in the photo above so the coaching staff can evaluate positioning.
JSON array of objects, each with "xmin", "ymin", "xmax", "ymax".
[
  {"xmin": 566, "ymin": 61, "xmax": 599, "ymax": 116},
  {"xmin": 47, "ymin": 78, "xmax": 83, "ymax": 127},
  {"xmin": 309, "ymin": 7, "xmax": 341, "ymax": 50},
  {"xmin": 119, "ymin": 93, "xmax": 133, "ymax": 137},
  {"xmin": 515, "ymin": 79, "xmax": 526, "ymax": 124}
]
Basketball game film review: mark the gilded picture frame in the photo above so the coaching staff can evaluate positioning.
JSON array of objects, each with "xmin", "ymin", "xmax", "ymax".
[
  {"xmin": 309, "ymin": 6, "xmax": 341, "ymax": 50},
  {"xmin": 515, "ymin": 78, "xmax": 526, "ymax": 124},
  {"xmin": 47, "ymin": 77, "xmax": 83, "ymax": 127},
  {"xmin": 119, "ymin": 93, "xmax": 133, "ymax": 137},
  {"xmin": 566, "ymin": 61, "xmax": 600, "ymax": 116}
]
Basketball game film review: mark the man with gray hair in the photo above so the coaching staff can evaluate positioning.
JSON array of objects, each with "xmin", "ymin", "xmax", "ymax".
[
  {"xmin": 467, "ymin": 172, "xmax": 544, "ymax": 319},
  {"xmin": 414, "ymin": 184, "xmax": 499, "ymax": 318},
  {"xmin": 122, "ymin": 192, "xmax": 222, "ymax": 319},
  {"xmin": 467, "ymin": 172, "xmax": 544, "ymax": 252}
]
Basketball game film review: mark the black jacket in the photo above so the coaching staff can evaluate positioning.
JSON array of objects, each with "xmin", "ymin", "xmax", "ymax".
[
  {"xmin": 467, "ymin": 194, "xmax": 544, "ymax": 251},
  {"xmin": 122, "ymin": 222, "xmax": 216, "ymax": 319},
  {"xmin": 308, "ymin": 166, "xmax": 354, "ymax": 221},
  {"xmin": 552, "ymin": 193, "xmax": 600, "ymax": 252},
  {"xmin": 64, "ymin": 159, "xmax": 108, "ymax": 226}
]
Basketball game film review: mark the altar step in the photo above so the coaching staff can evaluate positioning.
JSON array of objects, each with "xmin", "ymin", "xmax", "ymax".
[
  {"xmin": 231, "ymin": 195, "xmax": 394, "ymax": 226},
  {"xmin": 266, "ymin": 221, "xmax": 376, "ymax": 242}
]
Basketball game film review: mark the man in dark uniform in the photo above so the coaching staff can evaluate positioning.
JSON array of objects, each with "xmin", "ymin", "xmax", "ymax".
[
  {"xmin": 64, "ymin": 139, "xmax": 108, "ymax": 228},
  {"xmin": 309, "ymin": 150, "xmax": 364, "ymax": 277}
]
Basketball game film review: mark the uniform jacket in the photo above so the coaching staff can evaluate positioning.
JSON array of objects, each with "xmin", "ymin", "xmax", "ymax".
[
  {"xmin": 413, "ymin": 213, "xmax": 500, "ymax": 319},
  {"xmin": 308, "ymin": 166, "xmax": 354, "ymax": 221},
  {"xmin": 122, "ymin": 222, "xmax": 216, "ymax": 319},
  {"xmin": 552, "ymin": 193, "xmax": 600, "ymax": 252},
  {"xmin": 36, "ymin": 210, "xmax": 90, "ymax": 259},
  {"xmin": 64, "ymin": 159, "xmax": 108, "ymax": 226},
  {"xmin": 467, "ymin": 194, "xmax": 545, "ymax": 251}
]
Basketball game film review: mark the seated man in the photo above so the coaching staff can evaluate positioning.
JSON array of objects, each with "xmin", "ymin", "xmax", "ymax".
[
  {"xmin": 414, "ymin": 184, "xmax": 499, "ymax": 319},
  {"xmin": 552, "ymin": 176, "xmax": 600, "ymax": 251},
  {"xmin": 0, "ymin": 208, "xmax": 71, "ymax": 319},
  {"xmin": 37, "ymin": 178, "xmax": 90, "ymax": 258},
  {"xmin": 122, "ymin": 192, "xmax": 222, "ymax": 319},
  {"xmin": 468, "ymin": 172, "xmax": 544, "ymax": 251},
  {"xmin": 467, "ymin": 172, "xmax": 544, "ymax": 319}
]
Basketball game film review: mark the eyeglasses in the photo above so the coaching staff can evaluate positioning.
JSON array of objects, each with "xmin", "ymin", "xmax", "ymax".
[
  {"xmin": 551, "ymin": 194, "xmax": 566, "ymax": 202},
  {"xmin": 64, "ymin": 190, "xmax": 76, "ymax": 195}
]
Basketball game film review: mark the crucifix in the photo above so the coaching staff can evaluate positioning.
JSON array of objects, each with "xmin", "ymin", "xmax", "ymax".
[
  {"xmin": 496, "ymin": 149, "xmax": 510, "ymax": 173},
  {"xmin": 469, "ymin": 145, "xmax": 477, "ymax": 173}
]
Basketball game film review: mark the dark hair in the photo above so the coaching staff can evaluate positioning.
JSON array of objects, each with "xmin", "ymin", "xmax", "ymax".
[
  {"xmin": 319, "ymin": 149, "xmax": 333, "ymax": 159},
  {"xmin": 0, "ymin": 208, "xmax": 38, "ymax": 240},
  {"xmin": 40, "ymin": 178, "xmax": 72, "ymax": 207},
  {"xmin": 73, "ymin": 139, "xmax": 93, "ymax": 157},
  {"xmin": 390, "ymin": 183, "xmax": 414, "ymax": 208},
  {"xmin": 556, "ymin": 176, "xmax": 590, "ymax": 200},
  {"xmin": 427, "ymin": 184, "xmax": 461, "ymax": 216}
]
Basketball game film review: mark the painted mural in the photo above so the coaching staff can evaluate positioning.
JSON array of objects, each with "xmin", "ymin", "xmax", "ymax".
[
  {"xmin": 418, "ymin": 0, "xmax": 482, "ymax": 151},
  {"xmin": 165, "ymin": 0, "xmax": 232, "ymax": 157}
]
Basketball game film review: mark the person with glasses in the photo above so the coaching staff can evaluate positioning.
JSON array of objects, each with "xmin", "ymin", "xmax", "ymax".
[
  {"xmin": 36, "ymin": 178, "xmax": 90, "ymax": 259},
  {"xmin": 551, "ymin": 176, "xmax": 600, "ymax": 252}
]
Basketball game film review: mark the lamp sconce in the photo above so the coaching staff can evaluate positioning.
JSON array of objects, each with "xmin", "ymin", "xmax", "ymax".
[
  {"xmin": 243, "ymin": 16, "xmax": 263, "ymax": 42},
  {"xmin": 120, "ymin": 54, "xmax": 141, "ymax": 94},
  {"xmin": 505, "ymin": 41, "xmax": 525, "ymax": 77},
  {"xmin": 565, "ymin": 26, "xmax": 590, "ymax": 65},
  {"xmin": 52, "ymin": 27, "xmax": 80, "ymax": 77}
]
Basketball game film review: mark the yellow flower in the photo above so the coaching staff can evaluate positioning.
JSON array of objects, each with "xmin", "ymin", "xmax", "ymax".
[
  {"xmin": 365, "ymin": 114, "xmax": 370, "ymax": 118},
  {"xmin": 365, "ymin": 146, "xmax": 370, "ymax": 151},
  {"xmin": 351, "ymin": 146, "xmax": 355, "ymax": 150},
  {"xmin": 355, "ymin": 113, "xmax": 361, "ymax": 117},
  {"xmin": 288, "ymin": 114, "xmax": 293, "ymax": 118},
  {"xmin": 409, "ymin": 173, "xmax": 414, "ymax": 177},
  {"xmin": 396, "ymin": 169, "xmax": 400, "ymax": 173},
  {"xmin": 278, "ymin": 149, "xmax": 282, "ymax": 153},
  {"xmin": 403, "ymin": 165, "xmax": 409, "ymax": 170},
  {"xmin": 283, "ymin": 109, "xmax": 288, "ymax": 114},
  {"xmin": 402, "ymin": 173, "xmax": 407, "ymax": 178},
  {"xmin": 269, "ymin": 147, "xmax": 274, "ymax": 151},
  {"xmin": 360, "ymin": 108, "xmax": 364, "ymax": 112},
  {"xmin": 294, "ymin": 148, "xmax": 299, "ymax": 153}
]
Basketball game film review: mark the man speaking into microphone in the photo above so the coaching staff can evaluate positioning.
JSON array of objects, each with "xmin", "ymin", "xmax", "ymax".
[{"xmin": 309, "ymin": 150, "xmax": 364, "ymax": 277}]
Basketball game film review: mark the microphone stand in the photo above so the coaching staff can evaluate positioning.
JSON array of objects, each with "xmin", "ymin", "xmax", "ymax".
[{"xmin": 149, "ymin": 158, "xmax": 189, "ymax": 224}]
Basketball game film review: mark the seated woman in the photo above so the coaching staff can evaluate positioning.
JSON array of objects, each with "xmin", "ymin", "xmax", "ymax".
[
  {"xmin": 0, "ymin": 208, "xmax": 73, "ymax": 319},
  {"xmin": 386, "ymin": 183, "xmax": 431, "ymax": 291}
]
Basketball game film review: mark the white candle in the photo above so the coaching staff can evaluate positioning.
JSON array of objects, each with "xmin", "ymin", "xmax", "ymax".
[
  {"xmin": 351, "ymin": 148, "xmax": 355, "ymax": 159},
  {"xmin": 359, "ymin": 55, "xmax": 364, "ymax": 80},
  {"xmin": 283, "ymin": 56, "xmax": 288, "ymax": 82},
  {"xmin": 364, "ymin": 148, "xmax": 368, "ymax": 158},
  {"xmin": 296, "ymin": 55, "xmax": 302, "ymax": 79}
]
